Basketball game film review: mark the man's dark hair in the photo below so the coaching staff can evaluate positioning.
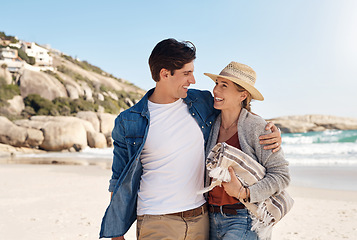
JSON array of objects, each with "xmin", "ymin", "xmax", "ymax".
[{"xmin": 148, "ymin": 38, "xmax": 196, "ymax": 82}]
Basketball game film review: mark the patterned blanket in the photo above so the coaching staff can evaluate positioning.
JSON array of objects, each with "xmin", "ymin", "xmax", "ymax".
[{"xmin": 201, "ymin": 142, "xmax": 294, "ymax": 240}]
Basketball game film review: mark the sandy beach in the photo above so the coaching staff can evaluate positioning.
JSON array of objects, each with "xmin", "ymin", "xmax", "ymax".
[{"xmin": 0, "ymin": 162, "xmax": 356, "ymax": 240}]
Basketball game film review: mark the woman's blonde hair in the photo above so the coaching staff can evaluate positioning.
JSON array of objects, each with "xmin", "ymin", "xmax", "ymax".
[{"xmin": 234, "ymin": 83, "xmax": 252, "ymax": 112}]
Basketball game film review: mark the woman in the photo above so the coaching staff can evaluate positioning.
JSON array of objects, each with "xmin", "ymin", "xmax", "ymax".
[{"xmin": 204, "ymin": 61, "xmax": 290, "ymax": 240}]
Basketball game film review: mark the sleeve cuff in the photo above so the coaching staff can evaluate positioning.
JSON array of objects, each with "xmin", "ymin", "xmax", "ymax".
[{"xmin": 108, "ymin": 178, "xmax": 118, "ymax": 192}]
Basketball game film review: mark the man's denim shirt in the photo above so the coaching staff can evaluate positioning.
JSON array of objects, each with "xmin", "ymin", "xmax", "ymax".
[{"xmin": 100, "ymin": 88, "xmax": 219, "ymax": 238}]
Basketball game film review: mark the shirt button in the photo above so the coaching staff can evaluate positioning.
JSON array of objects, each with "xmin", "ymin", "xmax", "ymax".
[
  {"xmin": 192, "ymin": 113, "xmax": 195, "ymax": 116},
  {"xmin": 209, "ymin": 122, "xmax": 212, "ymax": 124},
  {"xmin": 201, "ymin": 126, "xmax": 204, "ymax": 129},
  {"xmin": 133, "ymin": 142, "xmax": 136, "ymax": 145}
]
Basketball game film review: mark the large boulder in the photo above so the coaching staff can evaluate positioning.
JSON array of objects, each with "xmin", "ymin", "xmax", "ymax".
[
  {"xmin": 19, "ymin": 69, "xmax": 68, "ymax": 100},
  {"xmin": 0, "ymin": 95, "xmax": 25, "ymax": 115},
  {"xmin": 76, "ymin": 111, "xmax": 100, "ymax": 132},
  {"xmin": 15, "ymin": 115, "xmax": 113, "ymax": 150},
  {"xmin": 27, "ymin": 116, "xmax": 102, "ymax": 150},
  {"xmin": 97, "ymin": 113, "xmax": 116, "ymax": 136},
  {"xmin": 40, "ymin": 121, "xmax": 87, "ymax": 151},
  {"xmin": 97, "ymin": 93, "xmax": 104, "ymax": 101},
  {"xmin": 0, "ymin": 116, "xmax": 44, "ymax": 147},
  {"xmin": 0, "ymin": 116, "xmax": 27, "ymax": 147},
  {"xmin": 87, "ymin": 131, "xmax": 107, "ymax": 148},
  {"xmin": 65, "ymin": 84, "xmax": 80, "ymax": 99},
  {"xmin": 30, "ymin": 115, "xmax": 95, "ymax": 133},
  {"xmin": 81, "ymin": 83, "xmax": 93, "ymax": 101},
  {"xmin": 26, "ymin": 127, "xmax": 44, "ymax": 147},
  {"xmin": 14, "ymin": 119, "xmax": 46, "ymax": 130},
  {"xmin": 107, "ymin": 91, "xmax": 118, "ymax": 101}
]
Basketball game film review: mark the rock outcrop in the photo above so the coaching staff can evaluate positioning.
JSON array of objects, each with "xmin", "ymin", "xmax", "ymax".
[
  {"xmin": 97, "ymin": 113, "xmax": 116, "ymax": 137},
  {"xmin": 1, "ymin": 112, "xmax": 117, "ymax": 152},
  {"xmin": 0, "ymin": 95, "xmax": 25, "ymax": 115},
  {"xmin": 40, "ymin": 121, "xmax": 87, "ymax": 151},
  {"xmin": 76, "ymin": 111, "xmax": 100, "ymax": 132},
  {"xmin": 2, "ymin": 112, "xmax": 357, "ymax": 153},
  {"xmin": 0, "ymin": 116, "xmax": 44, "ymax": 147},
  {"xmin": 268, "ymin": 115, "xmax": 357, "ymax": 133},
  {"xmin": 0, "ymin": 116, "xmax": 27, "ymax": 147},
  {"xmin": 19, "ymin": 69, "xmax": 68, "ymax": 100},
  {"xmin": 87, "ymin": 131, "xmax": 107, "ymax": 148}
]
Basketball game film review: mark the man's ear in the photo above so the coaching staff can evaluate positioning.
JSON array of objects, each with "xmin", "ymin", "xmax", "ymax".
[{"xmin": 159, "ymin": 68, "xmax": 170, "ymax": 81}]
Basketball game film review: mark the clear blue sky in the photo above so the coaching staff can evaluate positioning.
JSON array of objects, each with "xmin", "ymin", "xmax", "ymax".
[{"xmin": 2, "ymin": 0, "xmax": 357, "ymax": 119}]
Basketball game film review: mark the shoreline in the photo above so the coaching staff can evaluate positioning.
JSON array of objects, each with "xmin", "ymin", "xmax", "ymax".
[
  {"xmin": 0, "ymin": 163, "xmax": 356, "ymax": 239},
  {"xmin": 3, "ymin": 154, "xmax": 357, "ymax": 191}
]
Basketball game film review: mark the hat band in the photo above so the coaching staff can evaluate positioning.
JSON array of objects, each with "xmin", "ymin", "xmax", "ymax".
[{"xmin": 220, "ymin": 68, "xmax": 256, "ymax": 85}]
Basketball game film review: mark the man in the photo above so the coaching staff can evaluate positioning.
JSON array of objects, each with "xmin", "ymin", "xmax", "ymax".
[{"xmin": 100, "ymin": 38, "xmax": 281, "ymax": 239}]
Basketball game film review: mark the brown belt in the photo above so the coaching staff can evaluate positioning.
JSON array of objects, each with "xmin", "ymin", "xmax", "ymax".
[
  {"xmin": 209, "ymin": 203, "xmax": 245, "ymax": 215},
  {"xmin": 167, "ymin": 204, "xmax": 208, "ymax": 218}
]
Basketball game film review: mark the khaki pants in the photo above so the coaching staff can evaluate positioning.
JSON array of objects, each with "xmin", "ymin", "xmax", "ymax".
[{"xmin": 137, "ymin": 212, "xmax": 209, "ymax": 240}]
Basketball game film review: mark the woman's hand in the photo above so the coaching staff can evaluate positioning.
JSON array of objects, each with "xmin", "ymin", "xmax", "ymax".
[
  {"xmin": 259, "ymin": 122, "xmax": 282, "ymax": 153},
  {"xmin": 222, "ymin": 167, "xmax": 247, "ymax": 199}
]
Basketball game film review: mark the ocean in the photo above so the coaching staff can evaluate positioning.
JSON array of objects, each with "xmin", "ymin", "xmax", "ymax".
[
  {"xmin": 282, "ymin": 129, "xmax": 357, "ymax": 191},
  {"xmin": 283, "ymin": 129, "xmax": 357, "ymax": 166},
  {"xmin": 15, "ymin": 129, "xmax": 357, "ymax": 191}
]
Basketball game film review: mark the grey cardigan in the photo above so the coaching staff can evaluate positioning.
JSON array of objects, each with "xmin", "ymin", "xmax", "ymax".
[{"xmin": 205, "ymin": 108, "xmax": 290, "ymax": 203}]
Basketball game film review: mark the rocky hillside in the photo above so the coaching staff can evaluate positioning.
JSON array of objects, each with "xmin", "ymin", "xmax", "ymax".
[
  {"xmin": 0, "ymin": 41, "xmax": 146, "ymax": 154},
  {"xmin": 268, "ymin": 115, "xmax": 357, "ymax": 133},
  {"xmin": 0, "ymin": 54, "xmax": 145, "ymax": 117}
]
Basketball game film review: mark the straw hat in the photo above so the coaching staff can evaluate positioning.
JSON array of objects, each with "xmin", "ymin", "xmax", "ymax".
[{"xmin": 204, "ymin": 61, "xmax": 264, "ymax": 101}]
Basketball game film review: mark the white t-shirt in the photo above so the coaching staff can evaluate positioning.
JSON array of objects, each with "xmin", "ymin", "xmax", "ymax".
[{"xmin": 137, "ymin": 98, "xmax": 206, "ymax": 215}]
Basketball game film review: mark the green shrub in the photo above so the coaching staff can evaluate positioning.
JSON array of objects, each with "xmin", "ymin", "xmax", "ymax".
[
  {"xmin": 98, "ymin": 96, "xmax": 123, "ymax": 114},
  {"xmin": 23, "ymin": 94, "xmax": 100, "ymax": 116},
  {"xmin": 52, "ymin": 97, "xmax": 72, "ymax": 115},
  {"xmin": 0, "ymin": 32, "xmax": 18, "ymax": 43},
  {"xmin": 0, "ymin": 83, "xmax": 21, "ymax": 107},
  {"xmin": 21, "ymin": 106, "xmax": 36, "ymax": 118},
  {"xmin": 16, "ymin": 48, "xmax": 37, "ymax": 65},
  {"xmin": 17, "ymin": 48, "xmax": 29, "ymax": 62},
  {"xmin": 69, "ymin": 97, "xmax": 98, "ymax": 113},
  {"xmin": 100, "ymin": 85, "xmax": 110, "ymax": 93},
  {"xmin": 28, "ymin": 56, "xmax": 36, "ymax": 65},
  {"xmin": 23, "ymin": 94, "xmax": 56, "ymax": 115},
  {"xmin": 0, "ymin": 76, "xmax": 6, "ymax": 86}
]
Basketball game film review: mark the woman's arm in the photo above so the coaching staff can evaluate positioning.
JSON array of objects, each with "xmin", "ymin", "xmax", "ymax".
[{"xmin": 247, "ymin": 120, "xmax": 290, "ymax": 203}]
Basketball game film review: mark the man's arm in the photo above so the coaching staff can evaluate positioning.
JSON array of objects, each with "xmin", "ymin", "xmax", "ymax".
[
  {"xmin": 111, "ymin": 191, "xmax": 125, "ymax": 240},
  {"xmin": 109, "ymin": 117, "xmax": 130, "ymax": 191},
  {"xmin": 108, "ymin": 117, "xmax": 128, "ymax": 240},
  {"xmin": 259, "ymin": 122, "xmax": 282, "ymax": 153}
]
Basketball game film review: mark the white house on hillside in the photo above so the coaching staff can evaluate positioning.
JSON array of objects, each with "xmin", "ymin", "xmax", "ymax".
[
  {"xmin": 21, "ymin": 42, "xmax": 53, "ymax": 67},
  {"xmin": 0, "ymin": 47, "xmax": 24, "ymax": 73},
  {"xmin": 0, "ymin": 47, "xmax": 17, "ymax": 60}
]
